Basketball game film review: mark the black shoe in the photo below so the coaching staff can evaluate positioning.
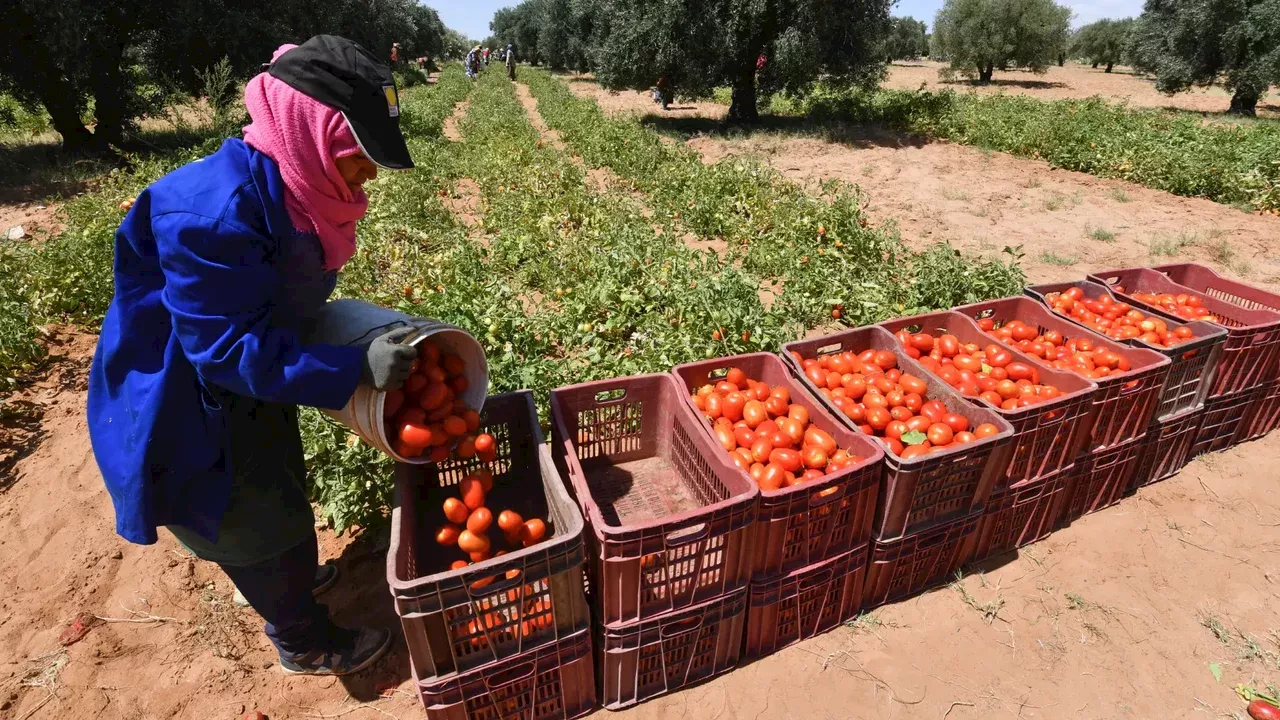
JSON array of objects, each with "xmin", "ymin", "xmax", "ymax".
[{"xmin": 280, "ymin": 626, "xmax": 392, "ymax": 676}]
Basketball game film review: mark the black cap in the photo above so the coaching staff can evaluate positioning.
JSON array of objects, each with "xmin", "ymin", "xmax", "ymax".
[{"xmin": 269, "ymin": 35, "xmax": 414, "ymax": 170}]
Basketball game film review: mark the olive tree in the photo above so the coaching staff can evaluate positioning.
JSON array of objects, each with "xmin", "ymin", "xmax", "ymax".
[
  {"xmin": 1072, "ymin": 18, "xmax": 1134, "ymax": 72},
  {"xmin": 932, "ymin": 0, "xmax": 1073, "ymax": 82},
  {"xmin": 1128, "ymin": 0, "xmax": 1280, "ymax": 115},
  {"xmin": 886, "ymin": 17, "xmax": 930, "ymax": 60},
  {"xmin": 590, "ymin": 0, "xmax": 893, "ymax": 122}
]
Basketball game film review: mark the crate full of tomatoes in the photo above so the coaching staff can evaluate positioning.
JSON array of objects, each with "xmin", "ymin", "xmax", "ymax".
[
  {"xmin": 1025, "ymin": 280, "xmax": 1224, "ymax": 421},
  {"xmin": 1089, "ymin": 266, "xmax": 1280, "ymax": 400},
  {"xmin": 878, "ymin": 311, "xmax": 1096, "ymax": 486},
  {"xmin": 388, "ymin": 390, "xmax": 591, "ymax": 683},
  {"xmin": 672, "ymin": 353, "xmax": 885, "ymax": 579},
  {"xmin": 782, "ymin": 326, "xmax": 1014, "ymax": 542},
  {"xmin": 953, "ymin": 296, "xmax": 1170, "ymax": 452}
]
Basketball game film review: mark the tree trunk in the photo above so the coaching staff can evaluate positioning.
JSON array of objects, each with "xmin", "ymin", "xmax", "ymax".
[
  {"xmin": 1104, "ymin": 63, "xmax": 1114, "ymax": 73},
  {"xmin": 728, "ymin": 68, "xmax": 758, "ymax": 123},
  {"xmin": 91, "ymin": 41, "xmax": 128, "ymax": 149},
  {"xmin": 1058, "ymin": 54, "xmax": 1065, "ymax": 67},
  {"xmin": 1229, "ymin": 88, "xmax": 1258, "ymax": 116},
  {"xmin": 978, "ymin": 63, "xmax": 993, "ymax": 84},
  {"xmin": 37, "ymin": 79, "xmax": 94, "ymax": 152}
]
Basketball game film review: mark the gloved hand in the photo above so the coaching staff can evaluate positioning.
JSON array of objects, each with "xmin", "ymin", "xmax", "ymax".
[{"xmin": 361, "ymin": 327, "xmax": 419, "ymax": 390}]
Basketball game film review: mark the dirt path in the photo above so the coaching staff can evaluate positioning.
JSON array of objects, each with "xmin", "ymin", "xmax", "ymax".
[
  {"xmin": 441, "ymin": 98, "xmax": 469, "ymax": 142},
  {"xmin": 0, "ymin": 332, "xmax": 419, "ymax": 720},
  {"xmin": 565, "ymin": 78, "xmax": 1280, "ymax": 288},
  {"xmin": 884, "ymin": 61, "xmax": 1279, "ymax": 119}
]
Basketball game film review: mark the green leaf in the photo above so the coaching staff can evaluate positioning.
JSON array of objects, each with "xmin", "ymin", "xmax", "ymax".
[
  {"xmin": 1209, "ymin": 663, "xmax": 1222, "ymax": 684},
  {"xmin": 901, "ymin": 431, "xmax": 927, "ymax": 446},
  {"xmin": 981, "ymin": 363, "xmax": 993, "ymax": 374}
]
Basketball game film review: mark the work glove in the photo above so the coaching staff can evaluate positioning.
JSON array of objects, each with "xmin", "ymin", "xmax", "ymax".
[{"xmin": 361, "ymin": 327, "xmax": 419, "ymax": 391}]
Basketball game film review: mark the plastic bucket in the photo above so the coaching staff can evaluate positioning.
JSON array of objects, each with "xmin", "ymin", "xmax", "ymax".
[{"xmin": 305, "ymin": 299, "xmax": 489, "ymax": 464}]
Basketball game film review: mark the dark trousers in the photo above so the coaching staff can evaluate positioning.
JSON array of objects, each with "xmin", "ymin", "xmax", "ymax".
[
  {"xmin": 218, "ymin": 537, "xmax": 330, "ymax": 657},
  {"xmin": 168, "ymin": 389, "xmax": 331, "ymax": 658}
]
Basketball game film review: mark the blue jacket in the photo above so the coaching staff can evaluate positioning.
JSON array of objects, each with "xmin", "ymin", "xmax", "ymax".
[{"xmin": 88, "ymin": 138, "xmax": 365, "ymax": 545}]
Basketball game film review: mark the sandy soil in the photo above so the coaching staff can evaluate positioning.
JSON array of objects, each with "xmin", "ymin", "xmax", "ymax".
[
  {"xmin": 0, "ymin": 201, "xmax": 62, "ymax": 242},
  {"xmin": 565, "ymin": 78, "xmax": 1280, "ymax": 289},
  {"xmin": 884, "ymin": 61, "xmax": 1280, "ymax": 119}
]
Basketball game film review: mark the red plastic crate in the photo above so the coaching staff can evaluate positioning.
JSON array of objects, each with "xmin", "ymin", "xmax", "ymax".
[
  {"xmin": 1191, "ymin": 387, "xmax": 1260, "ymax": 457},
  {"xmin": 1061, "ymin": 435, "xmax": 1144, "ymax": 524},
  {"xmin": 880, "ymin": 310, "xmax": 1096, "ymax": 484},
  {"xmin": 415, "ymin": 630, "xmax": 596, "ymax": 720},
  {"xmin": 954, "ymin": 296, "xmax": 1170, "ymax": 452},
  {"xmin": 743, "ymin": 545, "xmax": 868, "ymax": 660},
  {"xmin": 598, "ymin": 588, "xmax": 746, "ymax": 710},
  {"xmin": 549, "ymin": 374, "xmax": 756, "ymax": 627},
  {"xmin": 963, "ymin": 464, "xmax": 1073, "ymax": 564},
  {"xmin": 862, "ymin": 511, "xmax": 980, "ymax": 608},
  {"xmin": 1026, "ymin": 280, "xmax": 1225, "ymax": 420},
  {"xmin": 1130, "ymin": 406, "xmax": 1202, "ymax": 491},
  {"xmin": 389, "ymin": 391, "xmax": 591, "ymax": 682},
  {"xmin": 1089, "ymin": 267, "xmax": 1280, "ymax": 399},
  {"xmin": 671, "ymin": 353, "xmax": 885, "ymax": 578},
  {"xmin": 1151, "ymin": 263, "xmax": 1280, "ymax": 316},
  {"xmin": 782, "ymin": 326, "xmax": 1014, "ymax": 542},
  {"xmin": 1242, "ymin": 380, "xmax": 1280, "ymax": 442}
]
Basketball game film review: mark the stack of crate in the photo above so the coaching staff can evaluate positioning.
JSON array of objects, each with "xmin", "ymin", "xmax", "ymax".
[
  {"xmin": 1088, "ymin": 266, "xmax": 1280, "ymax": 463},
  {"xmin": 387, "ymin": 391, "xmax": 596, "ymax": 720},
  {"xmin": 671, "ymin": 353, "xmax": 884, "ymax": 660},
  {"xmin": 782, "ymin": 326, "xmax": 1015, "ymax": 607},
  {"xmin": 549, "ymin": 374, "xmax": 756, "ymax": 711}
]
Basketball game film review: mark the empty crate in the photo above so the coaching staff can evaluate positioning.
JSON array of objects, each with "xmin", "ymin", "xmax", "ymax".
[{"xmin": 549, "ymin": 374, "xmax": 756, "ymax": 627}]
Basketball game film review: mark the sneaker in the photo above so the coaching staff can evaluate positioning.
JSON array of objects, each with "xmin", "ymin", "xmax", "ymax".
[
  {"xmin": 234, "ymin": 563, "xmax": 339, "ymax": 607},
  {"xmin": 280, "ymin": 626, "xmax": 393, "ymax": 676}
]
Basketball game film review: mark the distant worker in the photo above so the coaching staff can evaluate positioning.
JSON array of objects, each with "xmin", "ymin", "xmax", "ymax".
[
  {"xmin": 465, "ymin": 46, "xmax": 479, "ymax": 79},
  {"xmin": 390, "ymin": 42, "xmax": 400, "ymax": 67},
  {"xmin": 483, "ymin": 47, "xmax": 490, "ymax": 66},
  {"xmin": 506, "ymin": 44, "xmax": 516, "ymax": 80},
  {"xmin": 654, "ymin": 75, "xmax": 671, "ymax": 111}
]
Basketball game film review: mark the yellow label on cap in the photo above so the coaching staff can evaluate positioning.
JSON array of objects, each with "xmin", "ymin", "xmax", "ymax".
[{"xmin": 384, "ymin": 86, "xmax": 399, "ymax": 118}]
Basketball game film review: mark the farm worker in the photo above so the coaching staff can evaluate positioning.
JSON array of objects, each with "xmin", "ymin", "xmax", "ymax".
[
  {"xmin": 483, "ymin": 47, "xmax": 490, "ymax": 65},
  {"xmin": 87, "ymin": 36, "xmax": 418, "ymax": 677},
  {"xmin": 506, "ymin": 44, "xmax": 516, "ymax": 80},
  {"xmin": 390, "ymin": 42, "xmax": 400, "ymax": 67}
]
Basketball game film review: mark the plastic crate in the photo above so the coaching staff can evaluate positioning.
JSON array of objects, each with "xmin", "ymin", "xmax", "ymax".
[
  {"xmin": 415, "ymin": 630, "xmax": 596, "ymax": 720},
  {"xmin": 1130, "ymin": 406, "xmax": 1202, "ymax": 491},
  {"xmin": 954, "ymin": 296, "xmax": 1170, "ymax": 452},
  {"xmin": 1242, "ymin": 380, "xmax": 1280, "ymax": 442},
  {"xmin": 879, "ymin": 311, "xmax": 1096, "ymax": 484},
  {"xmin": 782, "ymin": 326, "xmax": 1014, "ymax": 542},
  {"xmin": 1060, "ymin": 435, "xmax": 1144, "ymax": 524},
  {"xmin": 862, "ymin": 511, "xmax": 980, "ymax": 608},
  {"xmin": 671, "ymin": 353, "xmax": 886, "ymax": 578},
  {"xmin": 743, "ymin": 545, "xmax": 868, "ymax": 660},
  {"xmin": 598, "ymin": 589, "xmax": 746, "ymax": 710},
  {"xmin": 1191, "ymin": 387, "xmax": 1260, "ymax": 458},
  {"xmin": 1089, "ymin": 267, "xmax": 1280, "ymax": 399},
  {"xmin": 549, "ymin": 374, "xmax": 756, "ymax": 627},
  {"xmin": 389, "ymin": 391, "xmax": 591, "ymax": 682},
  {"xmin": 963, "ymin": 464, "xmax": 1073, "ymax": 564},
  {"xmin": 1026, "ymin": 280, "xmax": 1225, "ymax": 420}
]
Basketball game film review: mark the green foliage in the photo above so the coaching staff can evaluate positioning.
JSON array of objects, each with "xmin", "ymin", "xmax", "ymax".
[
  {"xmin": 932, "ymin": 0, "xmax": 1072, "ymax": 81},
  {"xmin": 800, "ymin": 85, "xmax": 1280, "ymax": 212},
  {"xmin": 0, "ymin": 250, "xmax": 45, "ymax": 389},
  {"xmin": 1071, "ymin": 18, "xmax": 1135, "ymax": 71},
  {"xmin": 1128, "ymin": 0, "xmax": 1280, "ymax": 115},
  {"xmin": 0, "ymin": 94, "xmax": 51, "ymax": 136},
  {"xmin": 886, "ymin": 17, "xmax": 930, "ymax": 60},
  {"xmin": 0, "ymin": 0, "xmax": 450, "ymax": 149}
]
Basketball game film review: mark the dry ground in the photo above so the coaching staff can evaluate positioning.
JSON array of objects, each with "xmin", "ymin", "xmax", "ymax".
[{"xmin": 4, "ymin": 70, "xmax": 1280, "ymax": 720}]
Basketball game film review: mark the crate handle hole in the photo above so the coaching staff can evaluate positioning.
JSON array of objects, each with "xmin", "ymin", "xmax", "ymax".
[
  {"xmin": 660, "ymin": 616, "xmax": 705, "ymax": 638},
  {"xmin": 798, "ymin": 569, "xmax": 835, "ymax": 591},
  {"xmin": 810, "ymin": 483, "xmax": 845, "ymax": 505},
  {"xmin": 595, "ymin": 388, "xmax": 627, "ymax": 403},
  {"xmin": 482, "ymin": 661, "xmax": 538, "ymax": 690},
  {"xmin": 665, "ymin": 522, "xmax": 709, "ymax": 546}
]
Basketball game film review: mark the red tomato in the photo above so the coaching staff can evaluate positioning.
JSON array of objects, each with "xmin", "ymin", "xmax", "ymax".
[
  {"xmin": 927, "ymin": 423, "xmax": 954, "ymax": 447},
  {"xmin": 942, "ymin": 413, "xmax": 969, "ymax": 433},
  {"xmin": 743, "ymin": 400, "xmax": 767, "ymax": 428},
  {"xmin": 920, "ymin": 400, "xmax": 947, "ymax": 423},
  {"xmin": 973, "ymin": 423, "xmax": 1000, "ymax": 439},
  {"xmin": 751, "ymin": 437, "xmax": 775, "ymax": 464}
]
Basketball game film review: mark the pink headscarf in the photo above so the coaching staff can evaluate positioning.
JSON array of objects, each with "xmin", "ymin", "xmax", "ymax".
[{"xmin": 243, "ymin": 44, "xmax": 367, "ymax": 270}]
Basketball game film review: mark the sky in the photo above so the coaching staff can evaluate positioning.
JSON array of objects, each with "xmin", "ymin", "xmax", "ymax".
[{"xmin": 424, "ymin": 0, "xmax": 1145, "ymax": 40}]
